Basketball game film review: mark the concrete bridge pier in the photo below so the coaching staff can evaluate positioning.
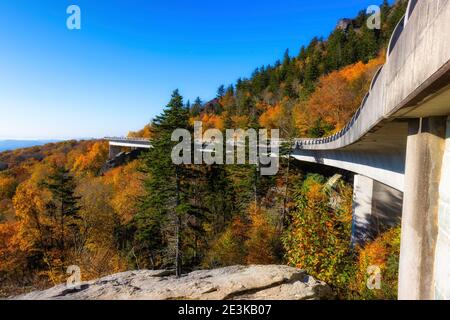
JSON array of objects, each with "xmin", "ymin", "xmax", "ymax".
[
  {"xmin": 399, "ymin": 117, "xmax": 447, "ymax": 300},
  {"xmin": 351, "ymin": 175, "xmax": 374, "ymax": 246},
  {"xmin": 109, "ymin": 145, "xmax": 122, "ymax": 160},
  {"xmin": 434, "ymin": 116, "xmax": 450, "ymax": 300},
  {"xmin": 351, "ymin": 175, "xmax": 403, "ymax": 247}
]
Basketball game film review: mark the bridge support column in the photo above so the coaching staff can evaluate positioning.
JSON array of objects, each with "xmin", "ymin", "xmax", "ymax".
[
  {"xmin": 351, "ymin": 175, "xmax": 374, "ymax": 247},
  {"xmin": 109, "ymin": 145, "xmax": 122, "ymax": 159},
  {"xmin": 351, "ymin": 175, "xmax": 403, "ymax": 247},
  {"xmin": 434, "ymin": 116, "xmax": 450, "ymax": 300},
  {"xmin": 398, "ymin": 117, "xmax": 447, "ymax": 300}
]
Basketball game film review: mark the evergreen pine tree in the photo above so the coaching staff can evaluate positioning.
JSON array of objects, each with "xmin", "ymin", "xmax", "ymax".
[
  {"xmin": 42, "ymin": 167, "xmax": 81, "ymax": 258},
  {"xmin": 216, "ymin": 85, "xmax": 225, "ymax": 99},
  {"xmin": 136, "ymin": 89, "xmax": 197, "ymax": 276},
  {"xmin": 191, "ymin": 97, "xmax": 203, "ymax": 116}
]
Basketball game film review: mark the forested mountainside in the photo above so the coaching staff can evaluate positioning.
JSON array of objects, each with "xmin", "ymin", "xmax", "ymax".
[
  {"xmin": 129, "ymin": 0, "xmax": 407, "ymax": 139},
  {"xmin": 1, "ymin": 0, "xmax": 405, "ymax": 299},
  {"xmin": 0, "ymin": 140, "xmax": 61, "ymax": 153}
]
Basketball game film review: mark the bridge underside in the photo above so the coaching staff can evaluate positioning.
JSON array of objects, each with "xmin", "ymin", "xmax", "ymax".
[
  {"xmin": 293, "ymin": 121, "xmax": 408, "ymax": 192},
  {"xmin": 295, "ymin": 116, "xmax": 450, "ymax": 300},
  {"xmin": 293, "ymin": 80, "xmax": 450, "ymax": 193},
  {"xmin": 102, "ymin": 0, "xmax": 450, "ymax": 300},
  {"xmin": 351, "ymin": 174, "xmax": 403, "ymax": 247}
]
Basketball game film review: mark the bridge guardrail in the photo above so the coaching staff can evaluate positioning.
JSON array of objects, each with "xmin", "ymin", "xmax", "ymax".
[
  {"xmin": 107, "ymin": 0, "xmax": 443, "ymax": 153},
  {"xmin": 294, "ymin": 0, "xmax": 420, "ymax": 149},
  {"xmin": 105, "ymin": 137, "xmax": 150, "ymax": 142}
]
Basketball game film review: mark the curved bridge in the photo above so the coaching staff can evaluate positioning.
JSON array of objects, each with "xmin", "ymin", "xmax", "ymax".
[
  {"xmin": 105, "ymin": 137, "xmax": 151, "ymax": 159},
  {"xmin": 294, "ymin": 0, "xmax": 450, "ymax": 192},
  {"xmin": 105, "ymin": 0, "xmax": 450, "ymax": 300},
  {"xmin": 293, "ymin": 0, "xmax": 450, "ymax": 301}
]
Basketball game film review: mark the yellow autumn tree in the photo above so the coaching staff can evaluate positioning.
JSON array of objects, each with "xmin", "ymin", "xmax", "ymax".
[
  {"xmin": 103, "ymin": 160, "xmax": 145, "ymax": 223},
  {"xmin": 0, "ymin": 176, "xmax": 16, "ymax": 200},
  {"xmin": 302, "ymin": 56, "xmax": 385, "ymax": 132},
  {"xmin": 293, "ymin": 101, "xmax": 313, "ymax": 136},
  {"xmin": 72, "ymin": 141, "xmax": 109, "ymax": 176},
  {"xmin": 202, "ymin": 217, "xmax": 248, "ymax": 268},
  {"xmin": 0, "ymin": 222, "xmax": 25, "ymax": 276},
  {"xmin": 245, "ymin": 205, "xmax": 278, "ymax": 265},
  {"xmin": 259, "ymin": 104, "xmax": 283, "ymax": 129},
  {"xmin": 128, "ymin": 124, "xmax": 153, "ymax": 139},
  {"xmin": 75, "ymin": 177, "xmax": 127, "ymax": 279},
  {"xmin": 282, "ymin": 174, "xmax": 354, "ymax": 294},
  {"xmin": 348, "ymin": 226, "xmax": 401, "ymax": 300},
  {"xmin": 12, "ymin": 180, "xmax": 50, "ymax": 255},
  {"xmin": 202, "ymin": 114, "xmax": 225, "ymax": 131},
  {"xmin": 230, "ymin": 115, "xmax": 249, "ymax": 129}
]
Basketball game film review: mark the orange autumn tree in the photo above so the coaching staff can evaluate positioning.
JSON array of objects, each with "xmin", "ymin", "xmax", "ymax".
[
  {"xmin": 282, "ymin": 174, "xmax": 354, "ymax": 294},
  {"xmin": 348, "ymin": 226, "xmax": 401, "ymax": 300},
  {"xmin": 72, "ymin": 141, "xmax": 109, "ymax": 176},
  {"xmin": 308, "ymin": 72, "xmax": 355, "ymax": 130},
  {"xmin": 0, "ymin": 175, "xmax": 16, "ymax": 200},
  {"xmin": 259, "ymin": 104, "xmax": 283, "ymax": 129},
  {"xmin": 189, "ymin": 113, "xmax": 225, "ymax": 131},
  {"xmin": 293, "ymin": 101, "xmax": 313, "ymax": 136},
  {"xmin": 305, "ymin": 56, "xmax": 384, "ymax": 132},
  {"xmin": 0, "ymin": 175, "xmax": 17, "ymax": 221},
  {"xmin": 203, "ymin": 204, "xmax": 280, "ymax": 267},
  {"xmin": 103, "ymin": 160, "xmax": 145, "ymax": 224},
  {"xmin": 245, "ymin": 204, "xmax": 279, "ymax": 264},
  {"xmin": 201, "ymin": 114, "xmax": 225, "ymax": 131},
  {"xmin": 0, "ymin": 222, "xmax": 25, "ymax": 276},
  {"xmin": 258, "ymin": 99, "xmax": 297, "ymax": 141},
  {"xmin": 128, "ymin": 124, "xmax": 153, "ymax": 139}
]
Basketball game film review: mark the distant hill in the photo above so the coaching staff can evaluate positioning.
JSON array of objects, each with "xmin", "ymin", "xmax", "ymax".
[{"xmin": 0, "ymin": 140, "xmax": 60, "ymax": 152}]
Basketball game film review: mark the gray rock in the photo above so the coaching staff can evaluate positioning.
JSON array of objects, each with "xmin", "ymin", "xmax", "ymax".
[{"xmin": 12, "ymin": 265, "xmax": 334, "ymax": 300}]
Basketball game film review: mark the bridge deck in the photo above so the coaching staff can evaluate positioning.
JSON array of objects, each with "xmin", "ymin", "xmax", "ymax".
[{"xmin": 106, "ymin": 137, "xmax": 151, "ymax": 149}]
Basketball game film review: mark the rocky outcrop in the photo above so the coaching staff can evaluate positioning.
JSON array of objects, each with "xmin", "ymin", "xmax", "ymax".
[{"xmin": 13, "ymin": 265, "xmax": 334, "ymax": 300}]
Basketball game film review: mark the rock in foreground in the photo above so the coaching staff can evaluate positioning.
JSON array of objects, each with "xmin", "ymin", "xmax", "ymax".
[{"xmin": 13, "ymin": 265, "xmax": 334, "ymax": 300}]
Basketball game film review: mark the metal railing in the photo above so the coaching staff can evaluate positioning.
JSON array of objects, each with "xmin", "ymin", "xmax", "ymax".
[
  {"xmin": 105, "ymin": 137, "xmax": 150, "ymax": 142},
  {"xmin": 104, "ymin": 2, "xmax": 421, "ymax": 152},
  {"xmin": 294, "ymin": 0, "xmax": 416, "ymax": 149}
]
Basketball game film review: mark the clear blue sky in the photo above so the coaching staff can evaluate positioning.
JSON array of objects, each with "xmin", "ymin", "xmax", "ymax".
[{"xmin": 0, "ymin": 0, "xmax": 386, "ymax": 139}]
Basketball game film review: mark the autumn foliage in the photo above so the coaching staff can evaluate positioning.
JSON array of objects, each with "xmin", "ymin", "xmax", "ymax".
[
  {"xmin": 0, "ymin": 140, "xmax": 132, "ymax": 295},
  {"xmin": 203, "ymin": 204, "xmax": 280, "ymax": 267},
  {"xmin": 282, "ymin": 174, "xmax": 354, "ymax": 293},
  {"xmin": 347, "ymin": 226, "xmax": 401, "ymax": 300},
  {"xmin": 0, "ymin": 0, "xmax": 408, "ymax": 298},
  {"xmin": 73, "ymin": 141, "xmax": 109, "ymax": 176},
  {"xmin": 128, "ymin": 124, "xmax": 153, "ymax": 139},
  {"xmin": 259, "ymin": 104, "xmax": 284, "ymax": 129},
  {"xmin": 306, "ymin": 56, "xmax": 384, "ymax": 131}
]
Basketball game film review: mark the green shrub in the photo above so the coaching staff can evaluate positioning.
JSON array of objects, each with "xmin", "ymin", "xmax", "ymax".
[{"xmin": 282, "ymin": 174, "xmax": 354, "ymax": 296}]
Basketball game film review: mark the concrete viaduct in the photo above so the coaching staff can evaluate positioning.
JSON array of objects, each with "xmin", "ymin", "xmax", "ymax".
[{"xmin": 106, "ymin": 0, "xmax": 450, "ymax": 300}]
